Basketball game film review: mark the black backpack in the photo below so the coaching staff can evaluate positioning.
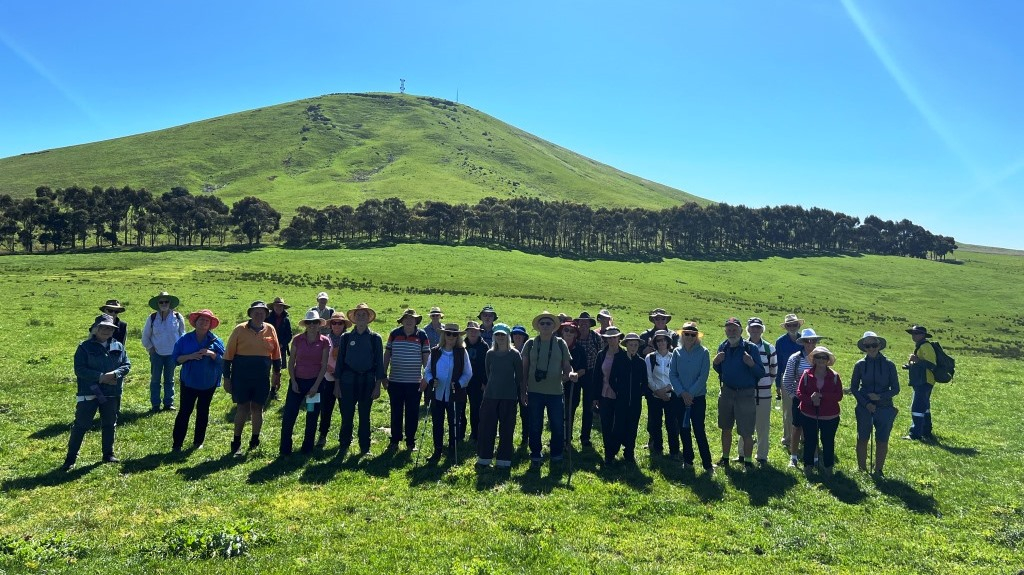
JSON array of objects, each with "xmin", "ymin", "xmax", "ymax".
[{"xmin": 929, "ymin": 341, "xmax": 956, "ymax": 383}]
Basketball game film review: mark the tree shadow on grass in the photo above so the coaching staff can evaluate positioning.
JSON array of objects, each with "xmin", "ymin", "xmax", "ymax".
[
  {"xmin": 1, "ymin": 463, "xmax": 101, "ymax": 492},
  {"xmin": 723, "ymin": 464, "xmax": 799, "ymax": 506},
  {"xmin": 176, "ymin": 454, "xmax": 245, "ymax": 482},
  {"xmin": 875, "ymin": 476, "xmax": 939, "ymax": 515},
  {"xmin": 247, "ymin": 455, "xmax": 306, "ymax": 484}
]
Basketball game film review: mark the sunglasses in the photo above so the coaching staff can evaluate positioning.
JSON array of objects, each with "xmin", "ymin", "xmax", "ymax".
[
  {"xmin": 445, "ymin": 333, "xmax": 459, "ymax": 337},
  {"xmin": 158, "ymin": 301, "xmax": 170, "ymax": 305},
  {"xmin": 814, "ymin": 354, "xmax": 830, "ymax": 360},
  {"xmin": 862, "ymin": 343, "xmax": 879, "ymax": 349},
  {"xmin": 539, "ymin": 321, "xmax": 553, "ymax": 326},
  {"xmin": 682, "ymin": 332, "xmax": 698, "ymax": 337},
  {"xmin": 330, "ymin": 321, "xmax": 346, "ymax": 326}
]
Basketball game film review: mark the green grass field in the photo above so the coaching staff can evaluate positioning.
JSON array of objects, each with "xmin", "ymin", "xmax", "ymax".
[
  {"xmin": 0, "ymin": 93, "xmax": 706, "ymax": 219},
  {"xmin": 1, "ymin": 245, "xmax": 1022, "ymax": 574}
]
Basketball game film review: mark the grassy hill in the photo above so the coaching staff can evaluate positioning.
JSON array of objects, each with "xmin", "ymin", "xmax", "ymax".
[
  {"xmin": 0, "ymin": 93, "xmax": 707, "ymax": 216},
  {"xmin": 0, "ymin": 245, "xmax": 1021, "ymax": 572}
]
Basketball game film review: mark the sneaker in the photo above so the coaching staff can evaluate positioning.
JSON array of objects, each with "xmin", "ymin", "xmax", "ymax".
[
  {"xmin": 756, "ymin": 458, "xmax": 768, "ymax": 466},
  {"xmin": 788, "ymin": 457, "xmax": 798, "ymax": 468},
  {"xmin": 901, "ymin": 435, "xmax": 920, "ymax": 441},
  {"xmin": 60, "ymin": 461, "xmax": 76, "ymax": 472},
  {"xmin": 151, "ymin": 407, "xmax": 161, "ymax": 414},
  {"xmin": 427, "ymin": 451, "xmax": 442, "ymax": 463},
  {"xmin": 164, "ymin": 404, "xmax": 175, "ymax": 411},
  {"xmin": 386, "ymin": 440, "xmax": 400, "ymax": 451},
  {"xmin": 102, "ymin": 454, "xmax": 120, "ymax": 463}
]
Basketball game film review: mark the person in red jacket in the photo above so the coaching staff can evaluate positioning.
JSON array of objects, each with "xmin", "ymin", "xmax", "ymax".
[{"xmin": 796, "ymin": 346, "xmax": 843, "ymax": 476}]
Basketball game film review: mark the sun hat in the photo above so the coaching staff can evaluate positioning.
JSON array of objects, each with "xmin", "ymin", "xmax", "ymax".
[
  {"xmin": 906, "ymin": 325, "xmax": 932, "ymax": 338},
  {"xmin": 328, "ymin": 312, "xmax": 352, "ymax": 328},
  {"xmin": 574, "ymin": 311, "xmax": 596, "ymax": 328},
  {"xmin": 810, "ymin": 345, "xmax": 836, "ymax": 367},
  {"xmin": 441, "ymin": 322, "xmax": 466, "ymax": 335},
  {"xmin": 148, "ymin": 291, "xmax": 180, "ymax": 311},
  {"xmin": 724, "ymin": 317, "xmax": 742, "ymax": 328},
  {"xmin": 652, "ymin": 329, "xmax": 674, "ymax": 343},
  {"xmin": 99, "ymin": 299, "xmax": 126, "ymax": 314},
  {"xmin": 477, "ymin": 305, "xmax": 498, "ymax": 320},
  {"xmin": 346, "ymin": 303, "xmax": 377, "ymax": 323},
  {"xmin": 857, "ymin": 331, "xmax": 888, "ymax": 352},
  {"xmin": 300, "ymin": 309, "xmax": 327, "ymax": 327},
  {"xmin": 396, "ymin": 309, "xmax": 423, "ymax": 325},
  {"xmin": 510, "ymin": 325, "xmax": 529, "ymax": 338},
  {"xmin": 601, "ymin": 327, "xmax": 625, "ymax": 340},
  {"xmin": 558, "ymin": 321, "xmax": 580, "ymax": 336},
  {"xmin": 797, "ymin": 328, "xmax": 825, "ymax": 343},
  {"xmin": 91, "ymin": 314, "xmax": 118, "ymax": 331},
  {"xmin": 622, "ymin": 332, "xmax": 643, "ymax": 343},
  {"xmin": 597, "ymin": 309, "xmax": 613, "ymax": 320},
  {"xmin": 781, "ymin": 314, "xmax": 805, "ymax": 328},
  {"xmin": 428, "ymin": 306, "xmax": 444, "ymax": 318},
  {"xmin": 648, "ymin": 308, "xmax": 672, "ymax": 322},
  {"xmin": 187, "ymin": 309, "xmax": 220, "ymax": 330},
  {"xmin": 465, "ymin": 321, "xmax": 482, "ymax": 331},
  {"xmin": 247, "ymin": 300, "xmax": 270, "ymax": 317},
  {"xmin": 271, "ymin": 296, "xmax": 290, "ymax": 309},
  {"xmin": 493, "ymin": 323, "xmax": 511, "ymax": 336},
  {"xmin": 532, "ymin": 310, "xmax": 559, "ymax": 331},
  {"xmin": 316, "ymin": 292, "xmax": 329, "ymax": 301},
  {"xmin": 679, "ymin": 321, "xmax": 704, "ymax": 339}
]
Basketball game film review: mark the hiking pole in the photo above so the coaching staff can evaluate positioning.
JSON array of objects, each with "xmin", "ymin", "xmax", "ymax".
[
  {"xmin": 868, "ymin": 415, "xmax": 875, "ymax": 472},
  {"xmin": 566, "ymin": 376, "xmax": 576, "ymax": 486},
  {"xmin": 413, "ymin": 397, "xmax": 431, "ymax": 469},
  {"xmin": 450, "ymin": 397, "xmax": 459, "ymax": 464}
]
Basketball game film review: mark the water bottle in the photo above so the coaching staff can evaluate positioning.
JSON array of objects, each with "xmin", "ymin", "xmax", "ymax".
[
  {"xmin": 306, "ymin": 392, "xmax": 320, "ymax": 412},
  {"xmin": 682, "ymin": 405, "xmax": 691, "ymax": 429}
]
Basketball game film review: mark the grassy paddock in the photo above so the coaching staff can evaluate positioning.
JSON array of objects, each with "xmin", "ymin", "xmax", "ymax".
[{"xmin": 0, "ymin": 246, "xmax": 1022, "ymax": 574}]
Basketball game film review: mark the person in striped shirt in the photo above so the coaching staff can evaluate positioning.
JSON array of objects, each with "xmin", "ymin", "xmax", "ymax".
[
  {"xmin": 383, "ymin": 309, "xmax": 430, "ymax": 450},
  {"xmin": 737, "ymin": 317, "xmax": 777, "ymax": 465}
]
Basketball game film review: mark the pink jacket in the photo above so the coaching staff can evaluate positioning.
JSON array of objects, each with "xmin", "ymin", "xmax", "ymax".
[{"xmin": 797, "ymin": 368, "xmax": 843, "ymax": 419}]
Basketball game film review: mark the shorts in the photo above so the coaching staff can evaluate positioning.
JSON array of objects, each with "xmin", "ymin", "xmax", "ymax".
[
  {"xmin": 231, "ymin": 355, "xmax": 272, "ymax": 405},
  {"xmin": 855, "ymin": 404, "xmax": 897, "ymax": 442},
  {"xmin": 718, "ymin": 386, "xmax": 756, "ymax": 436}
]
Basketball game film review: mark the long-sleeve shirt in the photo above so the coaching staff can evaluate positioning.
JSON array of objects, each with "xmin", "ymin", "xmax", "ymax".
[
  {"xmin": 141, "ymin": 311, "xmax": 186, "ymax": 355},
  {"xmin": 797, "ymin": 368, "xmax": 844, "ymax": 419},
  {"xmin": 851, "ymin": 354, "xmax": 900, "ymax": 408},
  {"xmin": 668, "ymin": 344, "xmax": 710, "ymax": 397},
  {"xmin": 484, "ymin": 349, "xmax": 523, "ymax": 400},
  {"xmin": 774, "ymin": 333, "xmax": 802, "ymax": 390},
  {"xmin": 645, "ymin": 350, "xmax": 674, "ymax": 394},
  {"xmin": 712, "ymin": 339, "xmax": 765, "ymax": 389},
  {"xmin": 782, "ymin": 350, "xmax": 812, "ymax": 397},
  {"xmin": 425, "ymin": 348, "xmax": 473, "ymax": 402},
  {"xmin": 74, "ymin": 337, "xmax": 131, "ymax": 397},
  {"xmin": 172, "ymin": 330, "xmax": 225, "ymax": 390}
]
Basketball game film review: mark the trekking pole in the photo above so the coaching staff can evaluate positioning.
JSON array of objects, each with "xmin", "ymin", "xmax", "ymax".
[
  {"xmin": 413, "ymin": 397, "xmax": 431, "ymax": 469},
  {"xmin": 450, "ymin": 397, "xmax": 458, "ymax": 464},
  {"xmin": 566, "ymin": 376, "xmax": 576, "ymax": 486},
  {"xmin": 868, "ymin": 417, "xmax": 875, "ymax": 472}
]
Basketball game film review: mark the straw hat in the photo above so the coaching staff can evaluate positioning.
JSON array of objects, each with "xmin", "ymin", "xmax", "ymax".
[
  {"xmin": 532, "ymin": 311, "xmax": 559, "ymax": 331},
  {"xmin": 810, "ymin": 345, "xmax": 836, "ymax": 367},
  {"xmin": 271, "ymin": 296, "xmax": 291, "ymax": 309},
  {"xmin": 346, "ymin": 303, "xmax": 377, "ymax": 323}
]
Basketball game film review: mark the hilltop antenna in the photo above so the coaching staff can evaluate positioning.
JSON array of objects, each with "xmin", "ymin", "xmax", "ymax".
[{"xmin": 399, "ymin": 79, "xmax": 406, "ymax": 94}]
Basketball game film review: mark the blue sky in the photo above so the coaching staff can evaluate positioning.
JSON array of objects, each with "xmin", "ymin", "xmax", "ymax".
[{"xmin": 1, "ymin": 1, "xmax": 1022, "ymax": 248}]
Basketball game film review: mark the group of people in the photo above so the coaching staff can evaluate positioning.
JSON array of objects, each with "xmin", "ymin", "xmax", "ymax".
[{"xmin": 64, "ymin": 294, "xmax": 947, "ymax": 480}]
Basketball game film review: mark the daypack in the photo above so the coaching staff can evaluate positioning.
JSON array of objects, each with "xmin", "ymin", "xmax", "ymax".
[{"xmin": 930, "ymin": 341, "xmax": 956, "ymax": 383}]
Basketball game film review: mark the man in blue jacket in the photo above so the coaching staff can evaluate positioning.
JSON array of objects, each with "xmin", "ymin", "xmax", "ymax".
[{"xmin": 712, "ymin": 317, "xmax": 765, "ymax": 468}]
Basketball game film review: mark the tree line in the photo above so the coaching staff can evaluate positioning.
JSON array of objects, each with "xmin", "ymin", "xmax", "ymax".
[
  {"xmin": 0, "ymin": 186, "xmax": 280, "ymax": 252},
  {"xmin": 0, "ymin": 186, "xmax": 956, "ymax": 260},
  {"xmin": 281, "ymin": 197, "xmax": 958, "ymax": 260}
]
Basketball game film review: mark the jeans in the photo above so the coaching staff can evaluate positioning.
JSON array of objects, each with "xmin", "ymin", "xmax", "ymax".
[
  {"xmin": 149, "ymin": 352, "xmax": 176, "ymax": 408},
  {"xmin": 563, "ymin": 378, "xmax": 583, "ymax": 445},
  {"xmin": 529, "ymin": 391, "xmax": 565, "ymax": 461},
  {"xmin": 66, "ymin": 396, "xmax": 121, "ymax": 463},
  {"xmin": 172, "ymin": 385, "xmax": 216, "ymax": 448},
  {"xmin": 802, "ymin": 416, "xmax": 840, "ymax": 468},
  {"xmin": 387, "ymin": 380, "xmax": 421, "ymax": 446},
  {"xmin": 680, "ymin": 395, "xmax": 713, "ymax": 469},
  {"xmin": 908, "ymin": 384, "xmax": 933, "ymax": 438},
  {"xmin": 646, "ymin": 394, "xmax": 680, "ymax": 454},
  {"xmin": 430, "ymin": 399, "xmax": 457, "ymax": 452},
  {"xmin": 281, "ymin": 377, "xmax": 321, "ymax": 454}
]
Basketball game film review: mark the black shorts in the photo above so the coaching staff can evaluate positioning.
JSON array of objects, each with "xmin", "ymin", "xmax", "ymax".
[
  {"xmin": 231, "ymin": 355, "xmax": 271, "ymax": 405},
  {"xmin": 791, "ymin": 396, "xmax": 804, "ymax": 427}
]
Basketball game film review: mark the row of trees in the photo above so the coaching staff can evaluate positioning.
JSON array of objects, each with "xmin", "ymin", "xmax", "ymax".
[
  {"xmin": 281, "ymin": 197, "xmax": 958, "ymax": 260},
  {"xmin": 0, "ymin": 186, "xmax": 956, "ymax": 260},
  {"xmin": 0, "ymin": 186, "xmax": 280, "ymax": 252}
]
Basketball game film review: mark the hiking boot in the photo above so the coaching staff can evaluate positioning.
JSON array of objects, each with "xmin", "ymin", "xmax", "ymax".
[
  {"xmin": 249, "ymin": 436, "xmax": 261, "ymax": 450},
  {"xmin": 102, "ymin": 454, "xmax": 120, "ymax": 464},
  {"xmin": 316, "ymin": 434, "xmax": 327, "ymax": 449},
  {"xmin": 61, "ymin": 461, "xmax": 75, "ymax": 472},
  {"xmin": 715, "ymin": 456, "xmax": 730, "ymax": 468},
  {"xmin": 230, "ymin": 438, "xmax": 242, "ymax": 456}
]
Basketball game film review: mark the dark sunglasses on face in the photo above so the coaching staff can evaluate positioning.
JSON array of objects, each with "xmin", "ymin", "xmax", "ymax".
[
  {"xmin": 814, "ymin": 354, "xmax": 829, "ymax": 360},
  {"xmin": 682, "ymin": 332, "xmax": 697, "ymax": 337},
  {"xmin": 539, "ymin": 321, "xmax": 553, "ymax": 326},
  {"xmin": 330, "ymin": 321, "xmax": 345, "ymax": 326},
  {"xmin": 445, "ymin": 333, "xmax": 459, "ymax": 337},
  {"xmin": 158, "ymin": 301, "xmax": 169, "ymax": 305},
  {"xmin": 862, "ymin": 343, "xmax": 879, "ymax": 349}
]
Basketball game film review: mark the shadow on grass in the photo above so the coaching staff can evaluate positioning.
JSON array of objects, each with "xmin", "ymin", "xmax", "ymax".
[
  {"xmin": 875, "ymin": 476, "xmax": 939, "ymax": 515},
  {"xmin": 299, "ymin": 448, "xmax": 350, "ymax": 484},
  {"xmin": 931, "ymin": 436, "xmax": 980, "ymax": 457},
  {"xmin": 29, "ymin": 409, "xmax": 159, "ymax": 440},
  {"xmin": 176, "ymin": 454, "xmax": 246, "ymax": 481},
  {"xmin": 806, "ymin": 470, "xmax": 868, "ymax": 504},
  {"xmin": 247, "ymin": 455, "xmax": 306, "ymax": 484},
  {"xmin": 362, "ymin": 447, "xmax": 413, "ymax": 479},
  {"xmin": 722, "ymin": 464, "xmax": 799, "ymax": 505},
  {"xmin": 121, "ymin": 451, "xmax": 173, "ymax": 475},
  {"xmin": 595, "ymin": 459, "xmax": 654, "ymax": 493},
  {"xmin": 1, "ymin": 463, "xmax": 101, "ymax": 491}
]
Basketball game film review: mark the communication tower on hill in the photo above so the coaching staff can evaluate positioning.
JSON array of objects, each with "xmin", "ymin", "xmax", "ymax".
[{"xmin": 400, "ymin": 79, "xmax": 406, "ymax": 94}]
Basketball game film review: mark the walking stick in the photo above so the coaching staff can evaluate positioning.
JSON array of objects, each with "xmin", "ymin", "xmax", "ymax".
[
  {"xmin": 449, "ymin": 396, "xmax": 458, "ymax": 464},
  {"xmin": 868, "ymin": 415, "xmax": 875, "ymax": 472},
  {"xmin": 566, "ymin": 376, "xmax": 576, "ymax": 486},
  {"xmin": 413, "ymin": 397, "xmax": 431, "ymax": 469}
]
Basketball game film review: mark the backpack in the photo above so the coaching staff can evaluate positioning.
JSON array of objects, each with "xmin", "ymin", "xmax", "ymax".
[{"xmin": 930, "ymin": 341, "xmax": 956, "ymax": 383}]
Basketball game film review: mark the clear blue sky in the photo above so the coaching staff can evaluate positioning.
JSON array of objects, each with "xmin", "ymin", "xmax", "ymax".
[{"xmin": 2, "ymin": 1, "xmax": 1022, "ymax": 248}]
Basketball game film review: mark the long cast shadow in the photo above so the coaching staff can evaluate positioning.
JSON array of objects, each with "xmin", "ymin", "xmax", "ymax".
[
  {"xmin": 931, "ymin": 436, "xmax": 980, "ymax": 457},
  {"xmin": 807, "ymin": 470, "xmax": 868, "ymax": 505},
  {"xmin": 176, "ymin": 454, "xmax": 246, "ymax": 481},
  {"xmin": 29, "ymin": 409, "xmax": 159, "ymax": 440},
  {"xmin": 724, "ymin": 464, "xmax": 799, "ymax": 506},
  {"xmin": 248, "ymin": 455, "xmax": 306, "ymax": 484},
  {"xmin": 121, "ymin": 451, "xmax": 173, "ymax": 475},
  {"xmin": 875, "ymin": 476, "xmax": 939, "ymax": 515},
  {"xmin": 1, "ymin": 463, "xmax": 101, "ymax": 491}
]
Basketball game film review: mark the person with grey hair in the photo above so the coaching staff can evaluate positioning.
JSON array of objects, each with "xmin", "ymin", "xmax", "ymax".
[{"xmin": 63, "ymin": 314, "xmax": 132, "ymax": 470}]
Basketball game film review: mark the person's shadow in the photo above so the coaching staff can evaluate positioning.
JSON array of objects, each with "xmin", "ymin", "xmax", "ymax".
[
  {"xmin": 176, "ymin": 454, "xmax": 245, "ymax": 481},
  {"xmin": 874, "ymin": 475, "xmax": 939, "ymax": 515},
  {"xmin": 724, "ymin": 464, "xmax": 799, "ymax": 506},
  {"xmin": 1, "ymin": 463, "xmax": 101, "ymax": 491},
  {"xmin": 247, "ymin": 455, "xmax": 306, "ymax": 484},
  {"xmin": 930, "ymin": 436, "xmax": 980, "ymax": 457}
]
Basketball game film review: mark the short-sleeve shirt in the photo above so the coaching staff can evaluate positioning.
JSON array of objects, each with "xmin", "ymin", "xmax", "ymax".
[
  {"xmin": 386, "ymin": 327, "xmax": 429, "ymax": 383},
  {"xmin": 225, "ymin": 321, "xmax": 282, "ymax": 361},
  {"xmin": 523, "ymin": 336, "xmax": 570, "ymax": 395},
  {"xmin": 291, "ymin": 333, "xmax": 331, "ymax": 380}
]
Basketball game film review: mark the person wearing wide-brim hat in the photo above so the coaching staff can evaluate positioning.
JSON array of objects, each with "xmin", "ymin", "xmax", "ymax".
[
  {"xmin": 558, "ymin": 321, "xmax": 588, "ymax": 451},
  {"xmin": 645, "ymin": 329, "xmax": 682, "ymax": 460},
  {"xmin": 423, "ymin": 307, "xmax": 446, "ymax": 348},
  {"xmin": 595, "ymin": 328, "xmax": 647, "ymax": 465},
  {"xmin": 333, "ymin": 303, "xmax": 386, "ymax": 456},
  {"xmin": 796, "ymin": 346, "xmax": 844, "ymax": 477},
  {"xmin": 781, "ymin": 327, "xmax": 825, "ymax": 467},
  {"xmin": 280, "ymin": 311, "xmax": 331, "ymax": 456},
  {"xmin": 267, "ymin": 297, "xmax": 294, "ymax": 401},
  {"xmin": 317, "ymin": 312, "xmax": 352, "ymax": 447},
  {"xmin": 903, "ymin": 324, "xmax": 938, "ymax": 442},
  {"xmin": 462, "ymin": 321, "xmax": 490, "ymax": 443},
  {"xmin": 571, "ymin": 311, "xmax": 603, "ymax": 448},
  {"xmin": 477, "ymin": 324, "xmax": 524, "ymax": 468},
  {"xmin": 477, "ymin": 305, "xmax": 499, "ymax": 347},
  {"xmin": 223, "ymin": 300, "xmax": 283, "ymax": 456},
  {"xmin": 641, "ymin": 308, "xmax": 678, "ymax": 356},
  {"xmin": 775, "ymin": 314, "xmax": 806, "ymax": 450},
  {"xmin": 596, "ymin": 309, "xmax": 615, "ymax": 345},
  {"xmin": 521, "ymin": 312, "xmax": 573, "ymax": 468},
  {"xmin": 170, "ymin": 309, "xmax": 225, "ymax": 453},
  {"xmin": 850, "ymin": 331, "xmax": 899, "ymax": 475},
  {"xmin": 62, "ymin": 314, "xmax": 132, "ymax": 471},
  {"xmin": 669, "ymin": 321, "xmax": 714, "ymax": 471},
  {"xmin": 382, "ymin": 309, "xmax": 430, "ymax": 451},
  {"xmin": 142, "ymin": 291, "xmax": 186, "ymax": 412},
  {"xmin": 97, "ymin": 299, "xmax": 129, "ymax": 345},
  {"xmin": 739, "ymin": 317, "xmax": 778, "ymax": 466},
  {"xmin": 422, "ymin": 323, "xmax": 473, "ymax": 462}
]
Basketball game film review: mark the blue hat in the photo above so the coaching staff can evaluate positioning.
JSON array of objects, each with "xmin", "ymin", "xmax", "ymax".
[
  {"xmin": 510, "ymin": 325, "xmax": 528, "ymax": 337},
  {"xmin": 493, "ymin": 323, "xmax": 511, "ymax": 336}
]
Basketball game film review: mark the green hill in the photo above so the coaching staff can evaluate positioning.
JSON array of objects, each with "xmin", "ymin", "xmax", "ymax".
[{"xmin": 0, "ymin": 93, "xmax": 707, "ymax": 215}]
